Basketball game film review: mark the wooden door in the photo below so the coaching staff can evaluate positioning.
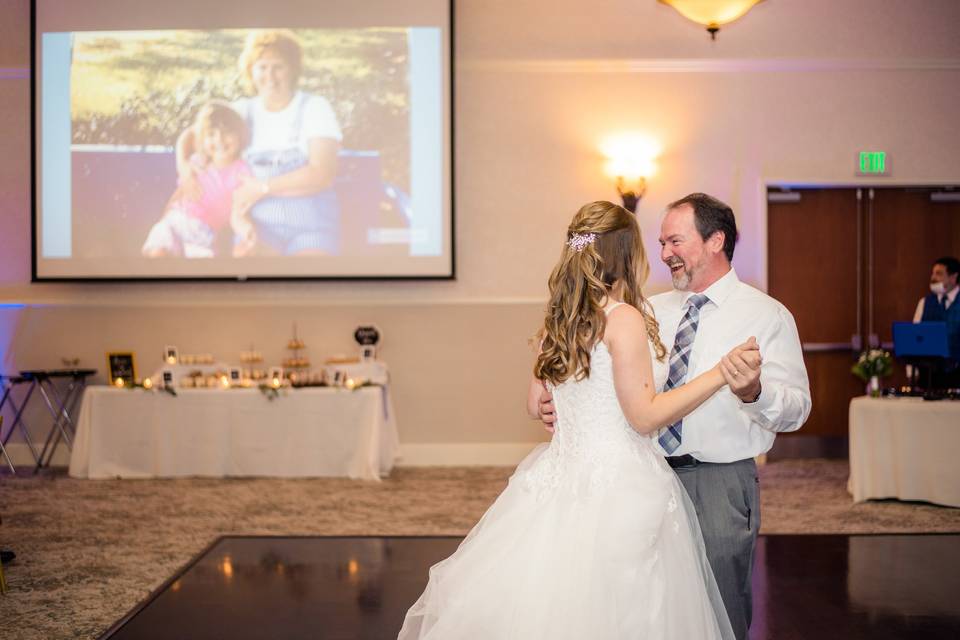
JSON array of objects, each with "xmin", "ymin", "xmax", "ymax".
[
  {"xmin": 870, "ymin": 187, "xmax": 960, "ymax": 349},
  {"xmin": 767, "ymin": 188, "xmax": 865, "ymax": 437}
]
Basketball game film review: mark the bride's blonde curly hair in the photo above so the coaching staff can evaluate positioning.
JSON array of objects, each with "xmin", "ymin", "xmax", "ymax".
[{"xmin": 535, "ymin": 201, "xmax": 666, "ymax": 386}]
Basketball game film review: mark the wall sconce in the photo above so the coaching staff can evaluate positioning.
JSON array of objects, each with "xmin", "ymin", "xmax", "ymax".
[
  {"xmin": 616, "ymin": 177, "xmax": 647, "ymax": 214},
  {"xmin": 660, "ymin": 0, "xmax": 764, "ymax": 40},
  {"xmin": 601, "ymin": 134, "xmax": 660, "ymax": 214}
]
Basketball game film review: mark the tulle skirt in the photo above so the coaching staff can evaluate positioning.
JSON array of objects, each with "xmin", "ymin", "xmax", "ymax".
[{"xmin": 398, "ymin": 442, "xmax": 734, "ymax": 639}]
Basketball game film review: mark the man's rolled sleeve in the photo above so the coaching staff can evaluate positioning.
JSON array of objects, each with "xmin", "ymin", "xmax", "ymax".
[{"xmin": 739, "ymin": 307, "xmax": 811, "ymax": 433}]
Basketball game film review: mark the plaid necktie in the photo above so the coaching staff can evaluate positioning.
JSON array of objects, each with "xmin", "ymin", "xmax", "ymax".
[{"xmin": 658, "ymin": 293, "xmax": 710, "ymax": 454}]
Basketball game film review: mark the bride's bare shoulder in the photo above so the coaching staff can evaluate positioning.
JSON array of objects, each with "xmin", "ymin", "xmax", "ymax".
[{"xmin": 603, "ymin": 304, "xmax": 646, "ymax": 347}]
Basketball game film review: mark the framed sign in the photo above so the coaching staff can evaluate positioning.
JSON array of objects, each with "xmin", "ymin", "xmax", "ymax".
[
  {"xmin": 106, "ymin": 352, "xmax": 137, "ymax": 386},
  {"xmin": 355, "ymin": 324, "xmax": 381, "ymax": 361}
]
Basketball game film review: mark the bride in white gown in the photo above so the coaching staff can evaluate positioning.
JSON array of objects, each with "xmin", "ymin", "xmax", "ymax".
[{"xmin": 399, "ymin": 201, "xmax": 756, "ymax": 639}]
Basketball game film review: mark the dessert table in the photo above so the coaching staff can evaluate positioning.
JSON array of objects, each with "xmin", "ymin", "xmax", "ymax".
[{"xmin": 68, "ymin": 385, "xmax": 399, "ymax": 481}]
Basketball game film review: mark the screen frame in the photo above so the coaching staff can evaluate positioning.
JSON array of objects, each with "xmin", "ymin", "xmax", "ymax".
[{"xmin": 29, "ymin": 0, "xmax": 456, "ymax": 282}]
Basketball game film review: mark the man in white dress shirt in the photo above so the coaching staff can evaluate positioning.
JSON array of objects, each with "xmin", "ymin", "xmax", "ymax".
[
  {"xmin": 650, "ymin": 193, "xmax": 810, "ymax": 640},
  {"xmin": 539, "ymin": 193, "xmax": 811, "ymax": 640}
]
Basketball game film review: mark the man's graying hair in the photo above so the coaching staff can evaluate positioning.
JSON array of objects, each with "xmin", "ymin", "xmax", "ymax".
[{"xmin": 667, "ymin": 193, "xmax": 739, "ymax": 263}]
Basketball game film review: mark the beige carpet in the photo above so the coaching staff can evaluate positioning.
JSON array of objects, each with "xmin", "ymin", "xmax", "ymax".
[{"xmin": 1, "ymin": 460, "xmax": 958, "ymax": 639}]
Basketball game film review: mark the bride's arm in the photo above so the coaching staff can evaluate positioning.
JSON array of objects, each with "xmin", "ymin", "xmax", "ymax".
[
  {"xmin": 527, "ymin": 376, "xmax": 547, "ymax": 420},
  {"xmin": 606, "ymin": 305, "xmax": 752, "ymax": 435}
]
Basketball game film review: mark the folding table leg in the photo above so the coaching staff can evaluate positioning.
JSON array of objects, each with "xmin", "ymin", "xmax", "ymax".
[
  {"xmin": 3, "ymin": 383, "xmax": 40, "ymax": 464},
  {"xmin": 34, "ymin": 378, "xmax": 88, "ymax": 471},
  {"xmin": 34, "ymin": 380, "xmax": 65, "ymax": 473},
  {"xmin": 0, "ymin": 384, "xmax": 11, "ymax": 415},
  {"xmin": 0, "ymin": 416, "xmax": 13, "ymax": 474},
  {"xmin": 0, "ymin": 391, "xmax": 13, "ymax": 474},
  {"xmin": 58, "ymin": 379, "xmax": 86, "ymax": 440},
  {"xmin": 40, "ymin": 430, "xmax": 62, "ymax": 469},
  {"xmin": 42, "ymin": 380, "xmax": 75, "ymax": 448}
]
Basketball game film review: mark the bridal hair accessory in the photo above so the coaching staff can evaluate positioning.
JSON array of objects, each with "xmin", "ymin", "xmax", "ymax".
[{"xmin": 567, "ymin": 232, "xmax": 597, "ymax": 252}]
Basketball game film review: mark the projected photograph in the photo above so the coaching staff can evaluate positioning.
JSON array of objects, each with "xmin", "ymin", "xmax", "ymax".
[
  {"xmin": 35, "ymin": 12, "xmax": 450, "ymax": 279},
  {"xmin": 70, "ymin": 28, "xmax": 410, "ymax": 259}
]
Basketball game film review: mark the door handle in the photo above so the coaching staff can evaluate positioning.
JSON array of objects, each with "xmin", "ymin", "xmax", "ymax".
[{"xmin": 802, "ymin": 342, "xmax": 857, "ymax": 353}]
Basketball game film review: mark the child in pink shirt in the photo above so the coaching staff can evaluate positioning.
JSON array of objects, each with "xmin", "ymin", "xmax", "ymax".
[{"xmin": 142, "ymin": 101, "xmax": 253, "ymax": 258}]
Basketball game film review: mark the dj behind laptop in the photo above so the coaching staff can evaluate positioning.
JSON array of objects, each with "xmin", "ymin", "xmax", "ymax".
[{"xmin": 891, "ymin": 321, "xmax": 959, "ymax": 399}]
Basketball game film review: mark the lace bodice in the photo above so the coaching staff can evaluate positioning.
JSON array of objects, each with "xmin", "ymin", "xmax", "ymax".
[
  {"xmin": 520, "ymin": 328, "xmax": 673, "ymax": 498},
  {"xmin": 550, "ymin": 341, "xmax": 641, "ymax": 449}
]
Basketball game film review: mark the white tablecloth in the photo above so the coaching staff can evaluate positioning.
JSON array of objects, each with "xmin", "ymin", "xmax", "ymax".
[
  {"xmin": 848, "ymin": 396, "xmax": 960, "ymax": 507},
  {"xmin": 69, "ymin": 385, "xmax": 399, "ymax": 481}
]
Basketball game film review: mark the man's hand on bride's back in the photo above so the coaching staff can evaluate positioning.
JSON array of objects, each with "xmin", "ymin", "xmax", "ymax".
[
  {"xmin": 719, "ymin": 337, "xmax": 763, "ymax": 402},
  {"xmin": 539, "ymin": 388, "xmax": 557, "ymax": 434}
]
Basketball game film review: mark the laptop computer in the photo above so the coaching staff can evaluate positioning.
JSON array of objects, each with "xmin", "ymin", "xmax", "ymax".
[{"xmin": 892, "ymin": 321, "xmax": 950, "ymax": 358}]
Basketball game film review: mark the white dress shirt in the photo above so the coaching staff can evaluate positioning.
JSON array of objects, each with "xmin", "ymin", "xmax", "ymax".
[
  {"xmin": 648, "ymin": 269, "xmax": 812, "ymax": 463},
  {"xmin": 913, "ymin": 287, "xmax": 958, "ymax": 322}
]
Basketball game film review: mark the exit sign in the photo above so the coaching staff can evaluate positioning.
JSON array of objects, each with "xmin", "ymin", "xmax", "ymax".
[{"xmin": 857, "ymin": 151, "xmax": 889, "ymax": 176}]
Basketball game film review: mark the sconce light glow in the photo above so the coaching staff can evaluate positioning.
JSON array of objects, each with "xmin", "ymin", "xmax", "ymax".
[
  {"xmin": 600, "ymin": 134, "xmax": 661, "ymax": 181},
  {"xmin": 601, "ymin": 133, "xmax": 661, "ymax": 212}
]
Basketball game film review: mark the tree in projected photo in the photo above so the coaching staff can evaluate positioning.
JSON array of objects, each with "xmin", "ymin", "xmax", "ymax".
[{"xmin": 70, "ymin": 28, "xmax": 410, "ymax": 191}]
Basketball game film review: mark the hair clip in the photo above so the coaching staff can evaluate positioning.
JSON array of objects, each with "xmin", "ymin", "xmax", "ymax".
[{"xmin": 567, "ymin": 232, "xmax": 596, "ymax": 253}]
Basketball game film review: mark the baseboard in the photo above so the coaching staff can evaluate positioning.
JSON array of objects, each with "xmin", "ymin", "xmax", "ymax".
[
  {"xmin": 396, "ymin": 442, "xmax": 542, "ymax": 467},
  {"xmin": 3, "ymin": 439, "xmax": 844, "ymax": 472},
  {"xmin": 2, "ymin": 442, "xmax": 71, "ymax": 469}
]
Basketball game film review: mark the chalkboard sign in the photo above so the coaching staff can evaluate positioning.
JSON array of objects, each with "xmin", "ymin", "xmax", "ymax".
[{"xmin": 106, "ymin": 352, "xmax": 137, "ymax": 386}]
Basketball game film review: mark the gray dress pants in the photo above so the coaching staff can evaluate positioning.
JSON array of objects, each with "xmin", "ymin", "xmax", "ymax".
[{"xmin": 672, "ymin": 458, "xmax": 760, "ymax": 640}]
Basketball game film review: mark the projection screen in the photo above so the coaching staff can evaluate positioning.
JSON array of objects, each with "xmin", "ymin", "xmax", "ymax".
[{"xmin": 32, "ymin": 0, "xmax": 453, "ymax": 280}]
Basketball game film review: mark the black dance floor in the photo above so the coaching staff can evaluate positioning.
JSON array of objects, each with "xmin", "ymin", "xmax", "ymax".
[{"xmin": 101, "ymin": 535, "xmax": 960, "ymax": 639}]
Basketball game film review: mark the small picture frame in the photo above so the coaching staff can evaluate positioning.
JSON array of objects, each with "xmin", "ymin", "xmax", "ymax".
[
  {"xmin": 229, "ymin": 367, "xmax": 242, "ymax": 384},
  {"xmin": 360, "ymin": 345, "xmax": 377, "ymax": 362},
  {"xmin": 161, "ymin": 369, "xmax": 174, "ymax": 388},
  {"xmin": 107, "ymin": 352, "xmax": 137, "ymax": 386},
  {"xmin": 163, "ymin": 345, "xmax": 179, "ymax": 365}
]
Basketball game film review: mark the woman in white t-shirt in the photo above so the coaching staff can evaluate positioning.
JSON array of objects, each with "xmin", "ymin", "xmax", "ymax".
[{"xmin": 177, "ymin": 29, "xmax": 342, "ymax": 256}]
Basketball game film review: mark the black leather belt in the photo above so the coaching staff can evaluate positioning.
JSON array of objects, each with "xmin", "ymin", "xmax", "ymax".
[{"xmin": 665, "ymin": 454, "xmax": 700, "ymax": 468}]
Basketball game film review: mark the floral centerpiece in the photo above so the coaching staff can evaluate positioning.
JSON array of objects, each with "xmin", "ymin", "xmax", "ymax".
[{"xmin": 851, "ymin": 349, "xmax": 893, "ymax": 397}]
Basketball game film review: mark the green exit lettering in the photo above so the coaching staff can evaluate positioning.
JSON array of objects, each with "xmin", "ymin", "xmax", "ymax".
[{"xmin": 858, "ymin": 151, "xmax": 888, "ymax": 175}]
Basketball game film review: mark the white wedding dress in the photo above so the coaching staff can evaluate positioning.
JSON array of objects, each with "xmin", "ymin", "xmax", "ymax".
[{"xmin": 399, "ymin": 320, "xmax": 735, "ymax": 639}]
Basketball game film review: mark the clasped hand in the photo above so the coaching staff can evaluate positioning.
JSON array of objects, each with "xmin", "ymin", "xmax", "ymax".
[{"xmin": 719, "ymin": 337, "xmax": 762, "ymax": 403}]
